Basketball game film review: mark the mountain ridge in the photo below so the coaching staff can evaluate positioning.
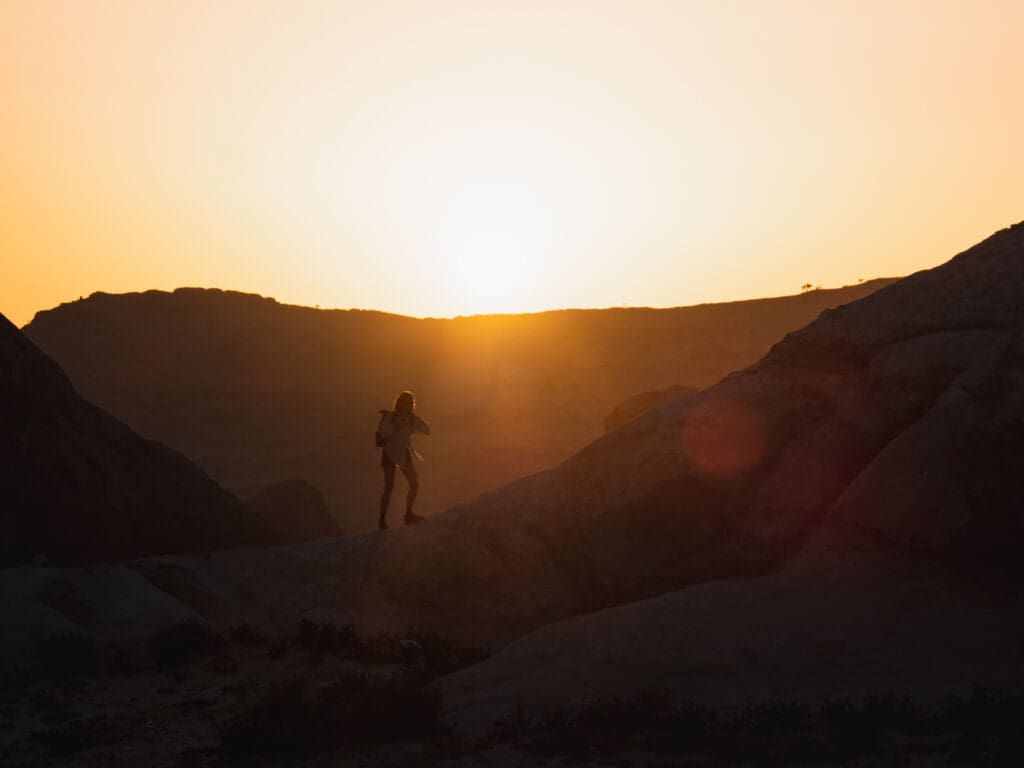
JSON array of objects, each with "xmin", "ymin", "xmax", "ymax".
[{"xmin": 24, "ymin": 278, "xmax": 898, "ymax": 533}]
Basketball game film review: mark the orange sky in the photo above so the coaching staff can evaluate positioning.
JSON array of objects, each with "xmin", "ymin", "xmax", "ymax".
[{"xmin": 2, "ymin": 1, "xmax": 1023, "ymax": 327}]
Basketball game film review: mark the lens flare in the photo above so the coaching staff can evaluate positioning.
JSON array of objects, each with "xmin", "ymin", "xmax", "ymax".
[{"xmin": 680, "ymin": 397, "xmax": 766, "ymax": 478}]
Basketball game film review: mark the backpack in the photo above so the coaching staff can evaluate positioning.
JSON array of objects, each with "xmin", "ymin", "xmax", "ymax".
[{"xmin": 375, "ymin": 411, "xmax": 388, "ymax": 448}]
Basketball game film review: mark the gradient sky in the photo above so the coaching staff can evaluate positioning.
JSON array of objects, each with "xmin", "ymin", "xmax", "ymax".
[{"xmin": 3, "ymin": 1, "xmax": 1022, "ymax": 326}]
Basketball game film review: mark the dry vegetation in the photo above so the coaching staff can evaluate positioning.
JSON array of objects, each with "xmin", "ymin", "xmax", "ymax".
[{"xmin": 3, "ymin": 622, "xmax": 1021, "ymax": 767}]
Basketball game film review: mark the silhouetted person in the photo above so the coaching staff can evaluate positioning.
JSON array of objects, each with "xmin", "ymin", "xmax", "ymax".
[{"xmin": 377, "ymin": 390, "xmax": 430, "ymax": 529}]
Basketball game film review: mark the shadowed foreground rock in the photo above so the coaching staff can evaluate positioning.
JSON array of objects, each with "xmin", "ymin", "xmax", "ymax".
[
  {"xmin": 3, "ymin": 223, "xmax": 1023, "ymax": 711},
  {"xmin": 24, "ymin": 279, "xmax": 895, "ymax": 532},
  {"xmin": 0, "ymin": 314, "xmax": 277, "ymax": 567},
  {"xmin": 244, "ymin": 478, "xmax": 342, "ymax": 543}
]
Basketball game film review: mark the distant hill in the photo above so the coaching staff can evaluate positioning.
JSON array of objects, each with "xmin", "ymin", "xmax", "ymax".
[
  {"xmin": 3, "ymin": 224, "xmax": 1022, "ymax": 719},
  {"xmin": 0, "ymin": 313, "xmax": 278, "ymax": 567},
  {"xmin": 24, "ymin": 280, "xmax": 895, "ymax": 533}
]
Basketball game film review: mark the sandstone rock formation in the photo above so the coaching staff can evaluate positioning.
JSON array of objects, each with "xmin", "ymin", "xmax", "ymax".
[
  {"xmin": 0, "ymin": 314, "xmax": 276, "ymax": 567},
  {"xmin": 23, "ymin": 281, "xmax": 894, "ymax": 533},
  {"xmin": 437, "ymin": 219, "xmax": 1024, "ymax": 721},
  {"xmin": 3, "ymin": 222, "xmax": 1022, "ymax": 711},
  {"xmin": 602, "ymin": 383, "xmax": 697, "ymax": 432},
  {"xmin": 244, "ymin": 478, "xmax": 342, "ymax": 543}
]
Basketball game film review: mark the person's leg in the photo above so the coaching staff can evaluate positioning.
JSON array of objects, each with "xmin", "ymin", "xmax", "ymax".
[
  {"xmin": 400, "ymin": 461, "xmax": 421, "ymax": 521},
  {"xmin": 379, "ymin": 464, "xmax": 396, "ymax": 528}
]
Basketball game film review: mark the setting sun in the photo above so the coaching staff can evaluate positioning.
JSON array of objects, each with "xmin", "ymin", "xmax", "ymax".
[
  {"xmin": 4, "ymin": 4, "xmax": 1024, "ymax": 764},
  {"xmin": 2, "ymin": 1, "xmax": 1023, "ymax": 325}
]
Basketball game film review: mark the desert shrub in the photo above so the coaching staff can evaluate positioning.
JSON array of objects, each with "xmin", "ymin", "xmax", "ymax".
[
  {"xmin": 488, "ymin": 704, "xmax": 534, "ymax": 742},
  {"xmin": 265, "ymin": 638, "xmax": 289, "ymax": 659},
  {"xmin": 940, "ymin": 685, "xmax": 1024, "ymax": 766},
  {"xmin": 490, "ymin": 691, "xmax": 718, "ymax": 757},
  {"xmin": 295, "ymin": 618, "xmax": 358, "ymax": 656},
  {"xmin": 820, "ymin": 692, "xmax": 924, "ymax": 757},
  {"xmin": 729, "ymin": 697, "xmax": 813, "ymax": 736},
  {"xmin": 722, "ymin": 698, "xmax": 824, "ymax": 765},
  {"xmin": 220, "ymin": 671, "xmax": 445, "ymax": 760},
  {"xmin": 301, "ymin": 624, "xmax": 489, "ymax": 678},
  {"xmin": 101, "ymin": 643, "xmax": 138, "ymax": 675},
  {"xmin": 148, "ymin": 620, "xmax": 214, "ymax": 668},
  {"xmin": 484, "ymin": 689, "xmax": 1024, "ymax": 764},
  {"xmin": 220, "ymin": 678, "xmax": 322, "ymax": 760},
  {"xmin": 32, "ymin": 632, "xmax": 96, "ymax": 677},
  {"xmin": 357, "ymin": 629, "xmax": 403, "ymax": 664},
  {"xmin": 227, "ymin": 622, "xmax": 266, "ymax": 646},
  {"xmin": 30, "ymin": 716, "xmax": 114, "ymax": 757},
  {"xmin": 398, "ymin": 629, "xmax": 490, "ymax": 680},
  {"xmin": 317, "ymin": 669, "xmax": 446, "ymax": 743}
]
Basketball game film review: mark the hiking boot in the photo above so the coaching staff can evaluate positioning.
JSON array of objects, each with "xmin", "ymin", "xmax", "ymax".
[
  {"xmin": 404, "ymin": 511, "xmax": 425, "ymax": 525},
  {"xmin": 378, "ymin": 515, "xmax": 388, "ymax": 530}
]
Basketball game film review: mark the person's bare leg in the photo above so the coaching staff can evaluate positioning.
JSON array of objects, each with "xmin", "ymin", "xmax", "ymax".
[
  {"xmin": 379, "ymin": 465, "xmax": 396, "ymax": 529},
  {"xmin": 401, "ymin": 462, "xmax": 422, "ymax": 523}
]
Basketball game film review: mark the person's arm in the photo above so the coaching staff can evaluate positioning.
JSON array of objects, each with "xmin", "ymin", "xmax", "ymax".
[
  {"xmin": 378, "ymin": 411, "xmax": 395, "ymax": 438},
  {"xmin": 413, "ymin": 414, "xmax": 431, "ymax": 435}
]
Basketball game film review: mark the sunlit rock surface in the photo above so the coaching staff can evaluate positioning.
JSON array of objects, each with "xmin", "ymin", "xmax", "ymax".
[{"xmin": 3, "ymin": 223, "xmax": 1023, "ymax": 711}]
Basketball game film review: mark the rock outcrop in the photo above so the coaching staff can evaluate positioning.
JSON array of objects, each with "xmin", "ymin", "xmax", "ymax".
[
  {"xmin": 244, "ymin": 478, "xmax": 342, "ymax": 543},
  {"xmin": 0, "ymin": 314, "xmax": 276, "ymax": 567},
  {"xmin": 23, "ymin": 281, "xmax": 895, "ymax": 533},
  {"xmin": 602, "ymin": 384, "xmax": 697, "ymax": 432},
  {"xmin": 3, "ymin": 222, "xmax": 1022, "ymax": 705}
]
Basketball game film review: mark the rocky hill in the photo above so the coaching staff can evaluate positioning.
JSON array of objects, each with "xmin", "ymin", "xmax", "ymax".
[
  {"xmin": 23, "ymin": 280, "xmax": 894, "ymax": 533},
  {"xmin": 0, "ymin": 314, "xmax": 278, "ymax": 567},
  {"xmin": 243, "ymin": 478, "xmax": 341, "ymax": 543},
  {"xmin": 4, "ymin": 223, "xmax": 1022, "ymax": 767},
  {"xmin": 4, "ymin": 224, "xmax": 1021, "ymax": 647}
]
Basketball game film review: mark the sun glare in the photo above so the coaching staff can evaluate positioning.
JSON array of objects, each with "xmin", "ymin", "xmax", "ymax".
[
  {"xmin": 452, "ymin": 225, "xmax": 534, "ymax": 313},
  {"xmin": 371, "ymin": 112, "xmax": 570, "ymax": 316}
]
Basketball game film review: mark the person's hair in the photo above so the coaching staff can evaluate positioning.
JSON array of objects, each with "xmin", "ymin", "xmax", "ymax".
[{"xmin": 393, "ymin": 390, "xmax": 416, "ymax": 415}]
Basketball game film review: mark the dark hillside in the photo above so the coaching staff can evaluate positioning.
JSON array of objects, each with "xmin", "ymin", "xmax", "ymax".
[
  {"xmin": 24, "ymin": 280, "xmax": 895, "ymax": 532},
  {"xmin": 0, "ymin": 314, "xmax": 276, "ymax": 566}
]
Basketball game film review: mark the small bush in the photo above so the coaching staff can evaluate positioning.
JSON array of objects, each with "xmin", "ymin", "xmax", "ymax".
[
  {"xmin": 265, "ymin": 638, "xmax": 289, "ymax": 659},
  {"xmin": 489, "ymin": 692, "xmax": 719, "ymax": 757},
  {"xmin": 356, "ymin": 627, "xmax": 489, "ymax": 679},
  {"xmin": 220, "ymin": 678, "xmax": 321, "ymax": 760},
  {"xmin": 488, "ymin": 704, "xmax": 534, "ymax": 742},
  {"xmin": 358, "ymin": 629, "xmax": 403, "ymax": 664},
  {"xmin": 220, "ymin": 671, "xmax": 446, "ymax": 760},
  {"xmin": 940, "ymin": 685, "xmax": 1024, "ymax": 766},
  {"xmin": 295, "ymin": 618, "xmax": 358, "ymax": 656},
  {"xmin": 33, "ymin": 632, "xmax": 96, "ymax": 677},
  {"xmin": 227, "ymin": 622, "xmax": 266, "ymax": 646},
  {"xmin": 30, "ymin": 716, "xmax": 115, "ymax": 757},
  {"xmin": 729, "ymin": 697, "xmax": 813, "ymax": 736},
  {"xmin": 101, "ymin": 643, "xmax": 138, "ymax": 675},
  {"xmin": 821, "ymin": 691, "xmax": 924, "ymax": 756},
  {"xmin": 398, "ymin": 629, "xmax": 490, "ymax": 680},
  {"xmin": 149, "ymin": 620, "xmax": 214, "ymax": 669},
  {"xmin": 318, "ymin": 669, "xmax": 446, "ymax": 743}
]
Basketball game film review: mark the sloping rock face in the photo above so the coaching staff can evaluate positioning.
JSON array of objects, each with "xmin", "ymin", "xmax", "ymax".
[
  {"xmin": 436, "ymin": 221, "xmax": 1024, "ymax": 725},
  {"xmin": 602, "ymin": 383, "xmax": 696, "ymax": 432},
  {"xmin": 244, "ymin": 478, "xmax": 342, "ymax": 543},
  {"xmin": 359, "ymin": 220, "xmax": 1024, "ymax": 628},
  {"xmin": 22, "ymin": 281, "xmax": 894, "ymax": 533},
  {"xmin": 0, "ymin": 314, "xmax": 275, "ymax": 567},
  {"xmin": 2, "ymin": 223, "xmax": 1021, "ymax": 668},
  {"xmin": 439, "ymin": 550, "xmax": 1024, "ymax": 733}
]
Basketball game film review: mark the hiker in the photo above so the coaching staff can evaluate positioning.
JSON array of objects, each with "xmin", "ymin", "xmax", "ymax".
[{"xmin": 377, "ymin": 390, "xmax": 430, "ymax": 529}]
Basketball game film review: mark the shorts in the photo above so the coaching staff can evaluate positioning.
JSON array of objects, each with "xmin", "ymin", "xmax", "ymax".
[{"xmin": 381, "ymin": 450, "xmax": 412, "ymax": 470}]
